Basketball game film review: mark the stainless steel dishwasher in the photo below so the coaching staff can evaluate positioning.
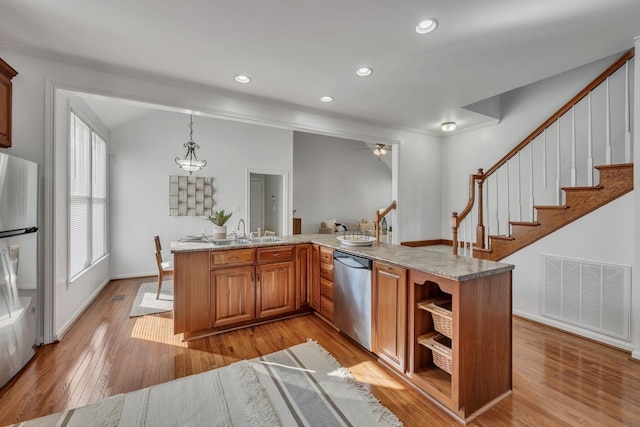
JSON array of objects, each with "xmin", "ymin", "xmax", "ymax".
[{"xmin": 333, "ymin": 250, "xmax": 373, "ymax": 351}]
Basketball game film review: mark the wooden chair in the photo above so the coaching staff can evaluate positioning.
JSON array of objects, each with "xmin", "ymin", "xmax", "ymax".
[{"xmin": 154, "ymin": 235, "xmax": 173, "ymax": 299}]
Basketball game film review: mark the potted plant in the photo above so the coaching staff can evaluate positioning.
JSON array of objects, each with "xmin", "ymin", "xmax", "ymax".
[{"xmin": 206, "ymin": 209, "xmax": 233, "ymax": 239}]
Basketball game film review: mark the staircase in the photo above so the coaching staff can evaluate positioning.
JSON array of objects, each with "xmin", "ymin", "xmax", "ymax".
[
  {"xmin": 452, "ymin": 49, "xmax": 635, "ymax": 261},
  {"xmin": 474, "ymin": 163, "xmax": 633, "ymax": 261}
]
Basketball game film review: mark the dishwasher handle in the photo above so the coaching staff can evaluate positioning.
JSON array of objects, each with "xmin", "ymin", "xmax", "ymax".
[{"xmin": 333, "ymin": 251, "xmax": 372, "ymax": 270}]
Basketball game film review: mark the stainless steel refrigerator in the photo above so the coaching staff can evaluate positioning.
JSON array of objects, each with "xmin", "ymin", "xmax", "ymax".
[{"xmin": 0, "ymin": 152, "xmax": 39, "ymax": 389}]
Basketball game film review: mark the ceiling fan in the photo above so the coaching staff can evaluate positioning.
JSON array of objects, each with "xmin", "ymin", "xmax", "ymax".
[{"xmin": 359, "ymin": 143, "xmax": 392, "ymax": 156}]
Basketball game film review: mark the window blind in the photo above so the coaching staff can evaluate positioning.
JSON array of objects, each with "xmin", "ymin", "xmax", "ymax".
[{"xmin": 68, "ymin": 112, "xmax": 107, "ymax": 280}]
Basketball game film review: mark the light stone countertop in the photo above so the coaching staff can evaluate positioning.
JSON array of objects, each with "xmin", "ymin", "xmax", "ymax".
[{"xmin": 171, "ymin": 233, "xmax": 514, "ymax": 281}]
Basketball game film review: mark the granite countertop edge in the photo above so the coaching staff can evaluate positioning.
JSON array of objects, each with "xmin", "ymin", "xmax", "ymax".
[{"xmin": 171, "ymin": 233, "xmax": 514, "ymax": 281}]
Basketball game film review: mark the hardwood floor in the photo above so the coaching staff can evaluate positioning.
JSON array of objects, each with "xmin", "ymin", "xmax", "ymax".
[{"xmin": 1, "ymin": 276, "xmax": 640, "ymax": 426}]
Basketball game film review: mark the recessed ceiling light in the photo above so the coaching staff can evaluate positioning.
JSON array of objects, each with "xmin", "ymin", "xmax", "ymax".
[
  {"xmin": 416, "ymin": 19, "xmax": 439, "ymax": 34},
  {"xmin": 356, "ymin": 67, "xmax": 373, "ymax": 77},
  {"xmin": 234, "ymin": 75, "xmax": 251, "ymax": 83},
  {"xmin": 320, "ymin": 96, "xmax": 334, "ymax": 103},
  {"xmin": 441, "ymin": 121, "xmax": 456, "ymax": 132}
]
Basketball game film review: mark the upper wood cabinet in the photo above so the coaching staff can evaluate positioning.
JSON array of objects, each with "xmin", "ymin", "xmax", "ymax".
[{"xmin": 0, "ymin": 58, "xmax": 18, "ymax": 148}]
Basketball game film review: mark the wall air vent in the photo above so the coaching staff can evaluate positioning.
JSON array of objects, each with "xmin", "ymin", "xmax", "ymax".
[{"xmin": 543, "ymin": 255, "xmax": 630, "ymax": 341}]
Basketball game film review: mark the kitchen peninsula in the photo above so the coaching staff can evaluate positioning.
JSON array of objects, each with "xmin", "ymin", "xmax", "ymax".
[{"xmin": 171, "ymin": 234, "xmax": 514, "ymax": 424}]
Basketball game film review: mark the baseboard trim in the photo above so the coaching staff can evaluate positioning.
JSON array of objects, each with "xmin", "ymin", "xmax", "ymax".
[
  {"xmin": 513, "ymin": 310, "xmax": 634, "ymax": 353},
  {"xmin": 110, "ymin": 271, "xmax": 157, "ymax": 280},
  {"xmin": 55, "ymin": 277, "xmax": 111, "ymax": 341}
]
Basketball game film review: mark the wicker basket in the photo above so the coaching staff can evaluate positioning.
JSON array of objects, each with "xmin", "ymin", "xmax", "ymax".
[
  {"xmin": 417, "ymin": 296, "xmax": 453, "ymax": 339},
  {"xmin": 417, "ymin": 332, "xmax": 452, "ymax": 375}
]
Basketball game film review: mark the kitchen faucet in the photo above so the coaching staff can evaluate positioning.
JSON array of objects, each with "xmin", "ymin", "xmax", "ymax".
[{"xmin": 236, "ymin": 218, "xmax": 246, "ymax": 238}]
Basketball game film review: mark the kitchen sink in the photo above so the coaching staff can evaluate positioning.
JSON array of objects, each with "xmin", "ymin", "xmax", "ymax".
[
  {"xmin": 252, "ymin": 236, "xmax": 282, "ymax": 243},
  {"xmin": 205, "ymin": 237, "xmax": 281, "ymax": 246},
  {"xmin": 208, "ymin": 238, "xmax": 252, "ymax": 246}
]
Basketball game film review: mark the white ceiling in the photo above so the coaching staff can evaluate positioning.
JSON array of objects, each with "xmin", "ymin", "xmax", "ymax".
[{"xmin": 1, "ymin": 0, "xmax": 640, "ymax": 134}]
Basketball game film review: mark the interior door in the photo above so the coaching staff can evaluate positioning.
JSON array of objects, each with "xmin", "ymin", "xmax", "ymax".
[{"xmin": 249, "ymin": 178, "xmax": 264, "ymax": 234}]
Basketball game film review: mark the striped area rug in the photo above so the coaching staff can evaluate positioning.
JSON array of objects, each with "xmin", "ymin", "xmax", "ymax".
[
  {"xmin": 128, "ymin": 281, "xmax": 173, "ymax": 318},
  {"xmin": 10, "ymin": 341, "xmax": 403, "ymax": 426}
]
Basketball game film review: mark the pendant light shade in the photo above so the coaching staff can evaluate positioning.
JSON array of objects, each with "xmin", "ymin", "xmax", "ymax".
[{"xmin": 175, "ymin": 114, "xmax": 207, "ymax": 175}]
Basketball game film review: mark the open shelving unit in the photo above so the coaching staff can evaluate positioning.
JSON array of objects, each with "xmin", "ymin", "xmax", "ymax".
[
  {"xmin": 409, "ymin": 277, "xmax": 455, "ymax": 403},
  {"xmin": 407, "ymin": 269, "xmax": 513, "ymax": 424}
]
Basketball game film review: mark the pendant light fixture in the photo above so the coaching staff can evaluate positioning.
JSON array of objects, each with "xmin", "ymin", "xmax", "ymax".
[{"xmin": 175, "ymin": 114, "xmax": 207, "ymax": 175}]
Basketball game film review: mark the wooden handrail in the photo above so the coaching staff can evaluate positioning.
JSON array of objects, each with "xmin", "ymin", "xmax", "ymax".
[
  {"xmin": 451, "ymin": 170, "xmax": 484, "ymax": 255},
  {"xmin": 484, "ymin": 48, "xmax": 634, "ymax": 179},
  {"xmin": 375, "ymin": 200, "xmax": 397, "ymax": 243}
]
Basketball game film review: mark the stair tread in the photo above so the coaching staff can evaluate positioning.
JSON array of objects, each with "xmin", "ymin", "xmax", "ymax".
[
  {"xmin": 534, "ymin": 205, "xmax": 569, "ymax": 210},
  {"xmin": 594, "ymin": 163, "xmax": 633, "ymax": 171},
  {"xmin": 562, "ymin": 186, "xmax": 602, "ymax": 192},
  {"xmin": 510, "ymin": 221, "xmax": 540, "ymax": 226},
  {"xmin": 489, "ymin": 235, "xmax": 515, "ymax": 241}
]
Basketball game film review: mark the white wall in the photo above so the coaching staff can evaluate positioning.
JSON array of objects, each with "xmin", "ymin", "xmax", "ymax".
[
  {"xmin": 504, "ymin": 193, "xmax": 634, "ymax": 349},
  {"xmin": 293, "ymin": 132, "xmax": 392, "ymax": 233},
  {"xmin": 396, "ymin": 132, "xmax": 442, "ymax": 242},
  {"xmin": 108, "ymin": 110, "xmax": 293, "ymax": 278}
]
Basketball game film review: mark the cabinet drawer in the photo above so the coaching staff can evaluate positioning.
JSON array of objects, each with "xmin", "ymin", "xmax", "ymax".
[
  {"xmin": 210, "ymin": 248, "xmax": 255, "ymax": 268},
  {"xmin": 376, "ymin": 262, "xmax": 405, "ymax": 277},
  {"xmin": 257, "ymin": 245, "xmax": 294, "ymax": 264},
  {"xmin": 320, "ymin": 261, "xmax": 334, "ymax": 281},
  {"xmin": 320, "ymin": 296, "xmax": 334, "ymax": 321},
  {"xmin": 319, "ymin": 246, "xmax": 334, "ymax": 264},
  {"xmin": 320, "ymin": 277, "xmax": 333, "ymax": 300}
]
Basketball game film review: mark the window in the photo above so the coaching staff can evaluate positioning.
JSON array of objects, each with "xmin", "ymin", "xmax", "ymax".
[{"xmin": 69, "ymin": 111, "xmax": 107, "ymax": 279}]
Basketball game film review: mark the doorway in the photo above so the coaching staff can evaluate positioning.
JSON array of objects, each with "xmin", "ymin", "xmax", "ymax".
[{"xmin": 247, "ymin": 170, "xmax": 288, "ymax": 236}]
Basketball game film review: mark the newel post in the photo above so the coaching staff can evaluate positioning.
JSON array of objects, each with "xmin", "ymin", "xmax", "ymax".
[
  {"xmin": 451, "ymin": 212, "xmax": 459, "ymax": 255},
  {"xmin": 475, "ymin": 168, "xmax": 486, "ymax": 249}
]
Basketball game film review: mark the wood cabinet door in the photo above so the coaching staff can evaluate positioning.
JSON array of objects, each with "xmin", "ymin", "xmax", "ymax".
[
  {"xmin": 310, "ymin": 245, "xmax": 320, "ymax": 311},
  {"xmin": 372, "ymin": 261, "xmax": 407, "ymax": 372},
  {"xmin": 210, "ymin": 266, "xmax": 255, "ymax": 328},
  {"xmin": 295, "ymin": 244, "xmax": 312, "ymax": 309},
  {"xmin": 174, "ymin": 251, "xmax": 211, "ymax": 334},
  {"xmin": 256, "ymin": 261, "xmax": 295, "ymax": 318}
]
